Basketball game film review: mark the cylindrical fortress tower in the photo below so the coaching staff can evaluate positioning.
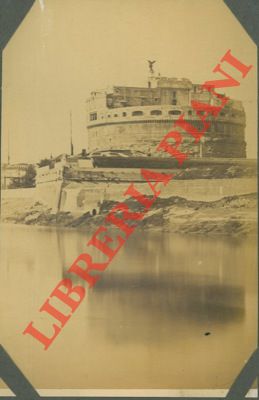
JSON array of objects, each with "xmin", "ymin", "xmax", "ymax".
[{"xmin": 86, "ymin": 74, "xmax": 246, "ymax": 159}]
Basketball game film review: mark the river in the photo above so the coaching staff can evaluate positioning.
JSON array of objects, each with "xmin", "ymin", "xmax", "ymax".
[{"xmin": 0, "ymin": 223, "xmax": 257, "ymax": 389}]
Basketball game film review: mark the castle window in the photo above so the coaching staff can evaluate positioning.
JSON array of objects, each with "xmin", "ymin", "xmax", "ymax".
[
  {"xmin": 122, "ymin": 112, "xmax": 127, "ymax": 117},
  {"xmin": 107, "ymin": 114, "xmax": 111, "ymax": 118},
  {"xmin": 172, "ymin": 99, "xmax": 177, "ymax": 105},
  {"xmin": 168, "ymin": 110, "xmax": 181, "ymax": 116},
  {"xmin": 114, "ymin": 114, "xmax": 118, "ymax": 117},
  {"xmin": 172, "ymin": 91, "xmax": 176, "ymax": 98},
  {"xmin": 150, "ymin": 110, "xmax": 162, "ymax": 116},
  {"xmin": 132, "ymin": 111, "xmax": 143, "ymax": 116},
  {"xmin": 90, "ymin": 112, "xmax": 97, "ymax": 121}
]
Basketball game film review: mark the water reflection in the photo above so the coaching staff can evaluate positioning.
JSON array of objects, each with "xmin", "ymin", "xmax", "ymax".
[{"xmin": 0, "ymin": 224, "xmax": 257, "ymax": 389}]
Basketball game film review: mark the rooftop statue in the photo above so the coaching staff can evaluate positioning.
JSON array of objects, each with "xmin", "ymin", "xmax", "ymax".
[{"xmin": 147, "ymin": 60, "xmax": 156, "ymax": 74}]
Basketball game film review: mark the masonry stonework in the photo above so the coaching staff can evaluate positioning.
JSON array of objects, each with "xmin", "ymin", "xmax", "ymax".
[{"xmin": 86, "ymin": 76, "xmax": 246, "ymax": 158}]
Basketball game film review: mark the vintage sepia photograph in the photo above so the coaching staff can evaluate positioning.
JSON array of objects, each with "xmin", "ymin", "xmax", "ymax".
[{"xmin": 0, "ymin": 0, "xmax": 258, "ymax": 397}]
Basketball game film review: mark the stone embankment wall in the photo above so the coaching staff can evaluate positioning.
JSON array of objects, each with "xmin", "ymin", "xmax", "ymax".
[
  {"xmin": 1, "ymin": 183, "xmax": 63, "ymax": 215},
  {"xmin": 62, "ymin": 178, "xmax": 256, "ymax": 213},
  {"xmin": 35, "ymin": 181, "xmax": 63, "ymax": 213},
  {"xmin": 1, "ymin": 187, "xmax": 35, "ymax": 199},
  {"xmin": 2, "ymin": 177, "xmax": 255, "ymax": 216}
]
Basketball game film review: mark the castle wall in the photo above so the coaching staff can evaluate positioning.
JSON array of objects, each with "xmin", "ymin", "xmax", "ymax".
[
  {"xmin": 1, "ymin": 187, "xmax": 35, "ymax": 200},
  {"xmin": 89, "ymin": 120, "xmax": 177, "ymax": 153},
  {"xmin": 1, "ymin": 176, "xmax": 256, "ymax": 217},
  {"xmin": 60, "ymin": 178, "xmax": 256, "ymax": 214},
  {"xmin": 88, "ymin": 120, "xmax": 246, "ymax": 158},
  {"xmin": 35, "ymin": 181, "xmax": 63, "ymax": 213}
]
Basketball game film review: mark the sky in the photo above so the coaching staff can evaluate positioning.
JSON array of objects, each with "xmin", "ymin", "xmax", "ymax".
[{"xmin": 1, "ymin": 0, "xmax": 257, "ymax": 163}]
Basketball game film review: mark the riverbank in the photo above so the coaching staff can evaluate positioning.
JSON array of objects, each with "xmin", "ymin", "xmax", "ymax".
[{"xmin": 1, "ymin": 192, "xmax": 257, "ymax": 236}]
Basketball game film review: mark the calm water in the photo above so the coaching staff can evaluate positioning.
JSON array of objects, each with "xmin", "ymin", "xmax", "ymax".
[{"xmin": 0, "ymin": 223, "xmax": 257, "ymax": 389}]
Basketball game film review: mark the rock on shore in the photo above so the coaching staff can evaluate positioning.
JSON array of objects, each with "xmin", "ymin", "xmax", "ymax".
[{"xmin": 1, "ymin": 192, "xmax": 257, "ymax": 236}]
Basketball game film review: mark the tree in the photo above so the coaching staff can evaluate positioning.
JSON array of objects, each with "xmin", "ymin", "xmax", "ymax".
[
  {"xmin": 38, "ymin": 158, "xmax": 52, "ymax": 168},
  {"xmin": 9, "ymin": 165, "xmax": 36, "ymax": 189},
  {"xmin": 23, "ymin": 164, "xmax": 36, "ymax": 187}
]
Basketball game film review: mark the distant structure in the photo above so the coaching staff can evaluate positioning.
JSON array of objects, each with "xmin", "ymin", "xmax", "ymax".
[
  {"xmin": 1, "ymin": 163, "xmax": 31, "ymax": 189},
  {"xmin": 86, "ymin": 66, "xmax": 246, "ymax": 158}
]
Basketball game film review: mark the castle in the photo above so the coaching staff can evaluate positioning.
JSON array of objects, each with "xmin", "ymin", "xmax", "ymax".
[{"xmin": 86, "ymin": 66, "xmax": 246, "ymax": 159}]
